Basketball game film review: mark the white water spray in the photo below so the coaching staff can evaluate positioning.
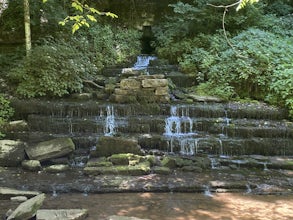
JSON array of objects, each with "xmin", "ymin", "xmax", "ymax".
[
  {"xmin": 104, "ymin": 105, "xmax": 116, "ymax": 136},
  {"xmin": 133, "ymin": 55, "xmax": 157, "ymax": 71},
  {"xmin": 164, "ymin": 106, "xmax": 197, "ymax": 155}
]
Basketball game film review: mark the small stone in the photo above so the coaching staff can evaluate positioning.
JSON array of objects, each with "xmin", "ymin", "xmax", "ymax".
[
  {"xmin": 10, "ymin": 196, "xmax": 28, "ymax": 202},
  {"xmin": 44, "ymin": 164, "xmax": 70, "ymax": 173}
]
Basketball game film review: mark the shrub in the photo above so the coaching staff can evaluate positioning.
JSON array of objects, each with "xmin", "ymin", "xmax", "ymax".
[
  {"xmin": 8, "ymin": 24, "xmax": 142, "ymax": 98},
  {"xmin": 0, "ymin": 94, "xmax": 14, "ymax": 138},
  {"xmin": 9, "ymin": 38, "xmax": 96, "ymax": 97}
]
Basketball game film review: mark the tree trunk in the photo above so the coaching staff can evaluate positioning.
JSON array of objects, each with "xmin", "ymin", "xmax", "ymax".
[{"xmin": 24, "ymin": 0, "xmax": 31, "ymax": 56}]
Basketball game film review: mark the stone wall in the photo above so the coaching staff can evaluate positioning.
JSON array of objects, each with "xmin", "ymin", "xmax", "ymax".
[{"xmin": 110, "ymin": 74, "xmax": 170, "ymax": 103}]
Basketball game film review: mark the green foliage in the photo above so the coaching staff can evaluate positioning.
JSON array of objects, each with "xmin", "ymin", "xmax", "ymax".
[
  {"xmin": 269, "ymin": 68, "xmax": 293, "ymax": 118},
  {"xmin": 9, "ymin": 38, "xmax": 96, "ymax": 98},
  {"xmin": 87, "ymin": 24, "xmax": 141, "ymax": 68},
  {"xmin": 236, "ymin": 0, "xmax": 260, "ymax": 11},
  {"xmin": 153, "ymin": 0, "xmax": 263, "ymax": 63},
  {"xmin": 8, "ymin": 24, "xmax": 141, "ymax": 98},
  {"xmin": 57, "ymin": 0, "xmax": 118, "ymax": 34},
  {"xmin": 206, "ymin": 28, "xmax": 293, "ymax": 99},
  {"xmin": 0, "ymin": 94, "xmax": 14, "ymax": 138}
]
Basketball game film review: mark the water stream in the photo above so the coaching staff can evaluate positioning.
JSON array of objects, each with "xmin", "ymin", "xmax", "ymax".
[{"xmin": 132, "ymin": 54, "xmax": 157, "ymax": 71}]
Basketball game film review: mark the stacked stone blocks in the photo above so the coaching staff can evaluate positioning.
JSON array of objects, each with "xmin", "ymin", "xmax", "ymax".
[{"xmin": 111, "ymin": 74, "xmax": 170, "ymax": 103}]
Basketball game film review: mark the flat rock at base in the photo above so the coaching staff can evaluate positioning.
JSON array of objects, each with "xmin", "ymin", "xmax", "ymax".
[
  {"xmin": 25, "ymin": 138, "xmax": 75, "ymax": 162},
  {"xmin": 108, "ymin": 216, "xmax": 150, "ymax": 220},
  {"xmin": 7, "ymin": 193, "xmax": 45, "ymax": 220},
  {"xmin": 37, "ymin": 209, "xmax": 88, "ymax": 220},
  {"xmin": 0, "ymin": 187, "xmax": 40, "ymax": 199}
]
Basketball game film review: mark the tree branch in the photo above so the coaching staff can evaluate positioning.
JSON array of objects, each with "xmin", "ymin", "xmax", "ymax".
[{"xmin": 82, "ymin": 79, "xmax": 104, "ymax": 89}]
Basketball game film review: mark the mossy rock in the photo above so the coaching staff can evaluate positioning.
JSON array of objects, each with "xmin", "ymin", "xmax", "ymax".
[
  {"xmin": 181, "ymin": 165, "xmax": 203, "ymax": 172},
  {"xmin": 86, "ymin": 157, "xmax": 113, "ymax": 167},
  {"xmin": 84, "ymin": 161, "xmax": 151, "ymax": 176},
  {"xmin": 193, "ymin": 156, "xmax": 211, "ymax": 169},
  {"xmin": 91, "ymin": 136, "xmax": 143, "ymax": 158},
  {"xmin": 152, "ymin": 166, "xmax": 171, "ymax": 175},
  {"xmin": 161, "ymin": 156, "xmax": 177, "ymax": 168},
  {"xmin": 84, "ymin": 166, "xmax": 118, "ymax": 175},
  {"xmin": 108, "ymin": 153, "xmax": 143, "ymax": 165},
  {"xmin": 174, "ymin": 157, "xmax": 194, "ymax": 167}
]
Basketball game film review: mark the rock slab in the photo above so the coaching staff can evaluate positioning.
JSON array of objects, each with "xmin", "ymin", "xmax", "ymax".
[
  {"xmin": 37, "ymin": 209, "xmax": 88, "ymax": 220},
  {"xmin": 25, "ymin": 138, "xmax": 75, "ymax": 161},
  {"xmin": 7, "ymin": 193, "xmax": 45, "ymax": 220},
  {"xmin": 0, "ymin": 187, "xmax": 40, "ymax": 199}
]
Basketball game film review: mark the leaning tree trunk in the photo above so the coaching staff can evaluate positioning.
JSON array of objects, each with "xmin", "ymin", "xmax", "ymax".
[{"xmin": 23, "ymin": 0, "xmax": 31, "ymax": 56}]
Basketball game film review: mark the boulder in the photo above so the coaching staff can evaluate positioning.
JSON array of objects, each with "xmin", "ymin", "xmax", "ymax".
[
  {"xmin": 25, "ymin": 138, "xmax": 75, "ymax": 161},
  {"xmin": 0, "ymin": 140, "xmax": 26, "ymax": 167},
  {"xmin": 7, "ymin": 193, "xmax": 45, "ymax": 220},
  {"xmin": 37, "ymin": 209, "xmax": 88, "ymax": 220},
  {"xmin": 91, "ymin": 136, "xmax": 144, "ymax": 157},
  {"xmin": 0, "ymin": 187, "xmax": 40, "ymax": 199},
  {"xmin": 21, "ymin": 160, "xmax": 42, "ymax": 171}
]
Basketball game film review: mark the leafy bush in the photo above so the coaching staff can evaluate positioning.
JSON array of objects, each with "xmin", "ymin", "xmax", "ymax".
[
  {"xmin": 269, "ymin": 68, "xmax": 293, "ymax": 118},
  {"xmin": 0, "ymin": 94, "xmax": 14, "ymax": 138},
  {"xmin": 9, "ymin": 38, "xmax": 96, "ymax": 97},
  {"xmin": 87, "ymin": 24, "xmax": 141, "ymax": 68},
  {"xmin": 8, "ymin": 24, "xmax": 141, "ymax": 98},
  {"xmin": 153, "ymin": 0, "xmax": 263, "ymax": 62}
]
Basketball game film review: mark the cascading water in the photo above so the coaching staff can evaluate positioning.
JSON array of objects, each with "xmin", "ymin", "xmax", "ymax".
[
  {"xmin": 104, "ymin": 105, "xmax": 116, "ymax": 136},
  {"xmin": 132, "ymin": 55, "xmax": 157, "ymax": 71},
  {"xmin": 164, "ymin": 106, "xmax": 198, "ymax": 155}
]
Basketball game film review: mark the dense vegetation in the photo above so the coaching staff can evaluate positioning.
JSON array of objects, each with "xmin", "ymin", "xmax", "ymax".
[
  {"xmin": 0, "ymin": 0, "xmax": 292, "ymax": 120},
  {"xmin": 153, "ymin": 0, "xmax": 293, "ymax": 117}
]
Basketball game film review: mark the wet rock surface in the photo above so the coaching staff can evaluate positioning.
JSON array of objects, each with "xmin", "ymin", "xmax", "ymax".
[{"xmin": 0, "ymin": 156, "xmax": 292, "ymax": 195}]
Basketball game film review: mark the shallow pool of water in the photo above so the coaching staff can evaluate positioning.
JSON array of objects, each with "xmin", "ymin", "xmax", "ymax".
[{"xmin": 3, "ymin": 192, "xmax": 292, "ymax": 220}]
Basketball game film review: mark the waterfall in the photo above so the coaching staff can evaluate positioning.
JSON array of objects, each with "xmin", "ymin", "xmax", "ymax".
[
  {"xmin": 104, "ymin": 106, "xmax": 116, "ymax": 136},
  {"xmin": 132, "ymin": 55, "xmax": 157, "ymax": 70},
  {"xmin": 164, "ymin": 106, "xmax": 197, "ymax": 155}
]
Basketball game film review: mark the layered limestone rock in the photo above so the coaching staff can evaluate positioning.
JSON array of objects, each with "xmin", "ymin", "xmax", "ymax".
[{"xmin": 111, "ymin": 74, "xmax": 170, "ymax": 103}]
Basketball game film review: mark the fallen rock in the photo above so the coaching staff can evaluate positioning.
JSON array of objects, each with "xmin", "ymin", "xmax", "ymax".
[
  {"xmin": 0, "ymin": 187, "xmax": 40, "ymax": 199},
  {"xmin": 7, "ymin": 193, "xmax": 45, "ymax": 220},
  {"xmin": 25, "ymin": 138, "xmax": 75, "ymax": 161},
  {"xmin": 91, "ymin": 136, "xmax": 144, "ymax": 157},
  {"xmin": 0, "ymin": 140, "xmax": 26, "ymax": 166},
  {"xmin": 37, "ymin": 209, "xmax": 88, "ymax": 220},
  {"xmin": 21, "ymin": 160, "xmax": 42, "ymax": 171}
]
